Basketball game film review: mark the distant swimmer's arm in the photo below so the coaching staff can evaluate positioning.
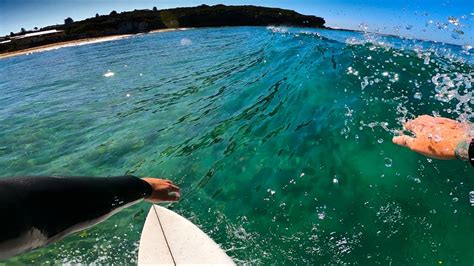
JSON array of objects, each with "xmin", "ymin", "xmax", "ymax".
[
  {"xmin": 0, "ymin": 175, "xmax": 180, "ymax": 260},
  {"xmin": 392, "ymin": 115, "xmax": 473, "ymax": 164}
]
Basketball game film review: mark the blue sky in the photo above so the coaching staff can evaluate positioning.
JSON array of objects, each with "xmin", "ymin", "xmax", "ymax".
[{"xmin": 0, "ymin": 0, "xmax": 472, "ymax": 45}]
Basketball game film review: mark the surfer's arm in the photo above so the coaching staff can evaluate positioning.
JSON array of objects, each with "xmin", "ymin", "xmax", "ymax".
[
  {"xmin": 0, "ymin": 175, "xmax": 180, "ymax": 260},
  {"xmin": 393, "ymin": 115, "xmax": 473, "ymax": 164}
]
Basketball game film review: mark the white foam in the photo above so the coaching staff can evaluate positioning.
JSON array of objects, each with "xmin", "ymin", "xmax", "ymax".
[
  {"xmin": 180, "ymin": 38, "xmax": 192, "ymax": 46},
  {"xmin": 103, "ymin": 71, "xmax": 114, "ymax": 77}
]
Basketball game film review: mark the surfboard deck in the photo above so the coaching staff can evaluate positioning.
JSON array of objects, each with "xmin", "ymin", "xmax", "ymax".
[{"xmin": 138, "ymin": 205, "xmax": 235, "ymax": 265}]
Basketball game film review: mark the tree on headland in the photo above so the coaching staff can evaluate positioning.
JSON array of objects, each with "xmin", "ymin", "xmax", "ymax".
[
  {"xmin": 110, "ymin": 10, "xmax": 117, "ymax": 15},
  {"xmin": 64, "ymin": 17, "xmax": 74, "ymax": 25},
  {"xmin": 34, "ymin": 27, "xmax": 38, "ymax": 31},
  {"xmin": 10, "ymin": 32, "xmax": 14, "ymax": 37},
  {"xmin": 20, "ymin": 28, "xmax": 26, "ymax": 33},
  {"xmin": 95, "ymin": 13, "xmax": 100, "ymax": 18},
  {"xmin": 153, "ymin": 7, "xmax": 158, "ymax": 11}
]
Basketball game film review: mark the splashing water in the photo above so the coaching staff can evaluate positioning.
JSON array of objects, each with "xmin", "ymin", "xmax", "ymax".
[{"xmin": 0, "ymin": 27, "xmax": 473, "ymax": 264}]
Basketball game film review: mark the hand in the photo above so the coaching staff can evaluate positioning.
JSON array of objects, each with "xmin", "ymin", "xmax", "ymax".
[
  {"xmin": 392, "ymin": 115, "xmax": 471, "ymax": 160},
  {"xmin": 141, "ymin": 178, "xmax": 181, "ymax": 203}
]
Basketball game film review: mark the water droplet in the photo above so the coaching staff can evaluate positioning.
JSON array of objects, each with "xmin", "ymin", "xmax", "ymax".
[
  {"xmin": 448, "ymin": 16, "xmax": 459, "ymax": 26},
  {"xmin": 358, "ymin": 23, "xmax": 369, "ymax": 31},
  {"xmin": 436, "ymin": 22, "xmax": 448, "ymax": 30},
  {"xmin": 384, "ymin": 158, "xmax": 392, "ymax": 167},
  {"xmin": 451, "ymin": 29, "xmax": 464, "ymax": 39},
  {"xmin": 377, "ymin": 139, "xmax": 384, "ymax": 144},
  {"xmin": 180, "ymin": 38, "xmax": 192, "ymax": 46},
  {"xmin": 103, "ymin": 70, "xmax": 114, "ymax": 77},
  {"xmin": 333, "ymin": 178, "xmax": 339, "ymax": 184},
  {"xmin": 462, "ymin": 45, "xmax": 473, "ymax": 54},
  {"xmin": 317, "ymin": 212, "xmax": 325, "ymax": 220},
  {"xmin": 414, "ymin": 92, "xmax": 422, "ymax": 100},
  {"xmin": 452, "ymin": 197, "xmax": 458, "ymax": 202}
]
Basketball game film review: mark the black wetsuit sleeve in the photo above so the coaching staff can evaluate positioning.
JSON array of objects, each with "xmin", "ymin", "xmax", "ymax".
[{"xmin": 0, "ymin": 175, "xmax": 152, "ymax": 260}]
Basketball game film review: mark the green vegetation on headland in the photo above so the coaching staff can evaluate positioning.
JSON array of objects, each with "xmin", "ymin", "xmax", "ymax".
[{"xmin": 0, "ymin": 4, "xmax": 326, "ymax": 53}]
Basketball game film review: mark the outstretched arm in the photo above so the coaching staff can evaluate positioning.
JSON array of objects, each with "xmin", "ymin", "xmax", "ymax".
[
  {"xmin": 393, "ymin": 115, "xmax": 472, "ymax": 164},
  {"xmin": 0, "ymin": 175, "xmax": 180, "ymax": 260}
]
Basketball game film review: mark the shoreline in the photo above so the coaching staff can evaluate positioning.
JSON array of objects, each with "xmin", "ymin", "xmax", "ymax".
[
  {"xmin": 0, "ymin": 26, "xmax": 464, "ymax": 60},
  {"xmin": 0, "ymin": 28, "xmax": 192, "ymax": 60}
]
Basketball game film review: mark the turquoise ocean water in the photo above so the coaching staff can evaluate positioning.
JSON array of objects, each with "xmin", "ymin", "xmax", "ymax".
[{"xmin": 0, "ymin": 27, "xmax": 473, "ymax": 264}]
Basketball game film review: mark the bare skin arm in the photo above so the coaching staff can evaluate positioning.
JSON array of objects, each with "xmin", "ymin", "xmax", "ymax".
[
  {"xmin": 392, "ymin": 115, "xmax": 472, "ymax": 160},
  {"xmin": 142, "ymin": 178, "xmax": 181, "ymax": 202}
]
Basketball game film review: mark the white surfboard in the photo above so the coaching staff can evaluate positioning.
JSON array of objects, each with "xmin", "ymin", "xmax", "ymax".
[{"xmin": 138, "ymin": 205, "xmax": 235, "ymax": 265}]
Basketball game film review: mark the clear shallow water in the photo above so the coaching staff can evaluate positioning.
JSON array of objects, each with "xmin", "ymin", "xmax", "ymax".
[{"xmin": 0, "ymin": 26, "xmax": 473, "ymax": 264}]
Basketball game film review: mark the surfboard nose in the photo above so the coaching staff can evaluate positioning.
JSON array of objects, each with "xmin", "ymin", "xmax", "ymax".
[{"xmin": 138, "ymin": 205, "xmax": 235, "ymax": 265}]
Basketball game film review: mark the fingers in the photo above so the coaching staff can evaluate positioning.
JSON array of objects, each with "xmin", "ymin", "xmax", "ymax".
[
  {"xmin": 143, "ymin": 178, "xmax": 179, "ymax": 190},
  {"xmin": 146, "ymin": 192, "xmax": 181, "ymax": 203},
  {"xmin": 404, "ymin": 118, "xmax": 424, "ymax": 134},
  {"xmin": 142, "ymin": 177, "xmax": 182, "ymax": 202},
  {"xmin": 404, "ymin": 115, "xmax": 436, "ymax": 136},
  {"xmin": 164, "ymin": 192, "xmax": 181, "ymax": 202},
  {"xmin": 164, "ymin": 182, "xmax": 180, "ymax": 201},
  {"xmin": 392, "ymin": 135, "xmax": 415, "ymax": 149},
  {"xmin": 161, "ymin": 179, "xmax": 180, "ymax": 192},
  {"xmin": 167, "ymin": 183, "xmax": 180, "ymax": 193},
  {"xmin": 433, "ymin": 117, "xmax": 458, "ymax": 125},
  {"xmin": 158, "ymin": 188, "xmax": 181, "ymax": 202},
  {"xmin": 404, "ymin": 119, "xmax": 415, "ymax": 131},
  {"xmin": 161, "ymin": 180, "xmax": 181, "ymax": 193},
  {"xmin": 144, "ymin": 177, "xmax": 172, "ymax": 183},
  {"xmin": 414, "ymin": 115, "xmax": 434, "ymax": 123},
  {"xmin": 409, "ymin": 115, "xmax": 458, "ymax": 127},
  {"xmin": 403, "ymin": 115, "xmax": 466, "ymax": 140}
]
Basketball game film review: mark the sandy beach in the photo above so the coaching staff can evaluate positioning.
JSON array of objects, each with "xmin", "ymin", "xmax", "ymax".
[{"xmin": 0, "ymin": 28, "xmax": 192, "ymax": 60}]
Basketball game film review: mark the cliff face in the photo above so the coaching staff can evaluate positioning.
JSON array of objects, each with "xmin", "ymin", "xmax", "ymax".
[
  {"xmin": 160, "ymin": 5, "xmax": 325, "ymax": 28},
  {"xmin": 1, "ymin": 5, "xmax": 326, "ymax": 53},
  {"xmin": 61, "ymin": 4, "xmax": 326, "ymax": 37}
]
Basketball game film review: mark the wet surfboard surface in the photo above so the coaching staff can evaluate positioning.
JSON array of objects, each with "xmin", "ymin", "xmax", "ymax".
[{"xmin": 138, "ymin": 205, "xmax": 235, "ymax": 265}]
